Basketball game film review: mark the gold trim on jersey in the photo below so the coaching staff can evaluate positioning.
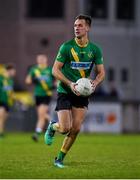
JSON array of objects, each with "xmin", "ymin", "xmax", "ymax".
[
  {"xmin": 71, "ymin": 48, "xmax": 85, "ymax": 78},
  {"xmin": 75, "ymin": 38, "xmax": 89, "ymax": 48}
]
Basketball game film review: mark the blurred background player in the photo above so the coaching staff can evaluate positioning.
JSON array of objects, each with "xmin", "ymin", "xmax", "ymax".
[
  {"xmin": 0, "ymin": 64, "xmax": 16, "ymax": 138},
  {"xmin": 45, "ymin": 14, "xmax": 105, "ymax": 168},
  {"xmin": 25, "ymin": 54, "xmax": 54, "ymax": 142}
]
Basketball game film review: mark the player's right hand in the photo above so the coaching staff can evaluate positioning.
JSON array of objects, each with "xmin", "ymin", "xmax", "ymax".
[{"xmin": 70, "ymin": 82, "xmax": 80, "ymax": 96}]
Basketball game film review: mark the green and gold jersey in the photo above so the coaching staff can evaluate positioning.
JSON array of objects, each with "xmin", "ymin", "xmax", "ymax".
[
  {"xmin": 55, "ymin": 38, "xmax": 103, "ymax": 94},
  {"xmin": 0, "ymin": 75, "xmax": 14, "ymax": 106},
  {"xmin": 29, "ymin": 65, "xmax": 54, "ymax": 96}
]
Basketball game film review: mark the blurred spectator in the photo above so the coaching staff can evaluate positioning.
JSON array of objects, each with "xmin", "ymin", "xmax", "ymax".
[
  {"xmin": 90, "ymin": 85, "xmax": 107, "ymax": 101},
  {"xmin": 108, "ymin": 82, "xmax": 119, "ymax": 98},
  {"xmin": 90, "ymin": 82, "xmax": 123, "ymax": 101},
  {"xmin": 94, "ymin": 85, "xmax": 107, "ymax": 97},
  {"xmin": 107, "ymin": 81, "xmax": 124, "ymax": 100}
]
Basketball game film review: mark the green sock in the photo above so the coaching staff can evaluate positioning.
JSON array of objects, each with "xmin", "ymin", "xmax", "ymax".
[
  {"xmin": 57, "ymin": 151, "xmax": 66, "ymax": 161},
  {"xmin": 34, "ymin": 132, "xmax": 41, "ymax": 138}
]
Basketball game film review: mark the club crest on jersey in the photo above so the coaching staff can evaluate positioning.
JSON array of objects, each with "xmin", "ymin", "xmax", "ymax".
[
  {"xmin": 88, "ymin": 51, "xmax": 94, "ymax": 58},
  {"xmin": 71, "ymin": 61, "xmax": 92, "ymax": 70}
]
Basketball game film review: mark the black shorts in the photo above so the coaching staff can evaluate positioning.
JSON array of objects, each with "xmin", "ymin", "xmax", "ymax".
[
  {"xmin": 35, "ymin": 96, "xmax": 51, "ymax": 106},
  {"xmin": 55, "ymin": 93, "xmax": 89, "ymax": 111},
  {"xmin": 0, "ymin": 102, "xmax": 10, "ymax": 111}
]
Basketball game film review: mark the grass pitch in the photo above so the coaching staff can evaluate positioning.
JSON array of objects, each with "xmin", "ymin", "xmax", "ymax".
[{"xmin": 0, "ymin": 133, "xmax": 140, "ymax": 179}]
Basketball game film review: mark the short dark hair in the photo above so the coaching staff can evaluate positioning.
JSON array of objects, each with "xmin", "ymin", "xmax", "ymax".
[
  {"xmin": 5, "ymin": 63, "xmax": 15, "ymax": 70},
  {"xmin": 75, "ymin": 14, "xmax": 92, "ymax": 27}
]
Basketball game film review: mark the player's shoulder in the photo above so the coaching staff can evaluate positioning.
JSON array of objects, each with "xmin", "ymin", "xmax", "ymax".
[
  {"xmin": 60, "ymin": 39, "xmax": 75, "ymax": 49},
  {"xmin": 28, "ymin": 65, "xmax": 38, "ymax": 74},
  {"xmin": 89, "ymin": 41, "xmax": 102, "ymax": 51},
  {"xmin": 46, "ymin": 66, "xmax": 52, "ymax": 72},
  {"xmin": 47, "ymin": 66, "xmax": 52, "ymax": 69},
  {"xmin": 31, "ymin": 65, "xmax": 38, "ymax": 70}
]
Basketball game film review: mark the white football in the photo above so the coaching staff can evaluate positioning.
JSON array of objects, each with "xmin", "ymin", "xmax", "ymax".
[{"xmin": 75, "ymin": 78, "xmax": 94, "ymax": 96}]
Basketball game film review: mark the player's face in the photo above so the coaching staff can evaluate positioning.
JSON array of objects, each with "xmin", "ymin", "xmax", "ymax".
[
  {"xmin": 74, "ymin": 19, "xmax": 89, "ymax": 38},
  {"xmin": 8, "ymin": 69, "xmax": 16, "ymax": 78},
  {"xmin": 37, "ymin": 55, "xmax": 48, "ymax": 66}
]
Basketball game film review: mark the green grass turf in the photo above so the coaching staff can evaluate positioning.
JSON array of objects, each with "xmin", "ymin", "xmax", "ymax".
[{"xmin": 0, "ymin": 133, "xmax": 140, "ymax": 179}]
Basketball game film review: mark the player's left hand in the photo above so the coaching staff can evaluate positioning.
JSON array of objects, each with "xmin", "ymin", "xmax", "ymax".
[
  {"xmin": 70, "ymin": 82, "xmax": 80, "ymax": 96},
  {"xmin": 90, "ymin": 79, "xmax": 98, "ymax": 91}
]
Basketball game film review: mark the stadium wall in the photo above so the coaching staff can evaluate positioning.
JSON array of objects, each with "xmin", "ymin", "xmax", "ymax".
[
  {"xmin": 0, "ymin": 0, "xmax": 140, "ymax": 100},
  {"xmin": 6, "ymin": 100, "xmax": 140, "ymax": 133}
]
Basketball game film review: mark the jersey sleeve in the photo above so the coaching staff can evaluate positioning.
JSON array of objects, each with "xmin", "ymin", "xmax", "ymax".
[
  {"xmin": 49, "ymin": 67, "xmax": 54, "ymax": 79},
  {"xmin": 94, "ymin": 46, "xmax": 104, "ymax": 65},
  {"xmin": 55, "ymin": 43, "xmax": 68, "ymax": 63}
]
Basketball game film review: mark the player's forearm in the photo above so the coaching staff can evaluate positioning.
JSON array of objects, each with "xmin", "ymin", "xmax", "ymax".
[
  {"xmin": 52, "ymin": 68, "xmax": 71, "ymax": 87},
  {"xmin": 94, "ymin": 71, "xmax": 105, "ymax": 85}
]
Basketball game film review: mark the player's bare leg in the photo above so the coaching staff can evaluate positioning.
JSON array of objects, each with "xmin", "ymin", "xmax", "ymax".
[
  {"xmin": 45, "ymin": 110, "xmax": 72, "ymax": 145},
  {"xmin": 0, "ymin": 108, "xmax": 8, "ymax": 138},
  {"xmin": 32, "ymin": 105, "xmax": 49, "ymax": 141},
  {"xmin": 55, "ymin": 107, "xmax": 87, "ymax": 167},
  {"xmin": 54, "ymin": 110, "xmax": 72, "ymax": 133}
]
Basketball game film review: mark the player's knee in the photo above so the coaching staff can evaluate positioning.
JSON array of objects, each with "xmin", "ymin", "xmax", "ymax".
[
  {"xmin": 75, "ymin": 128, "xmax": 80, "ymax": 135},
  {"xmin": 71, "ymin": 128, "xmax": 80, "ymax": 135},
  {"xmin": 60, "ymin": 127, "xmax": 71, "ymax": 134}
]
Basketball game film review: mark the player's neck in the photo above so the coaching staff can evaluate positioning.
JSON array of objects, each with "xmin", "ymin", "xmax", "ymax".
[
  {"xmin": 38, "ymin": 64, "xmax": 47, "ymax": 69},
  {"xmin": 75, "ymin": 37, "xmax": 89, "ymax": 47}
]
